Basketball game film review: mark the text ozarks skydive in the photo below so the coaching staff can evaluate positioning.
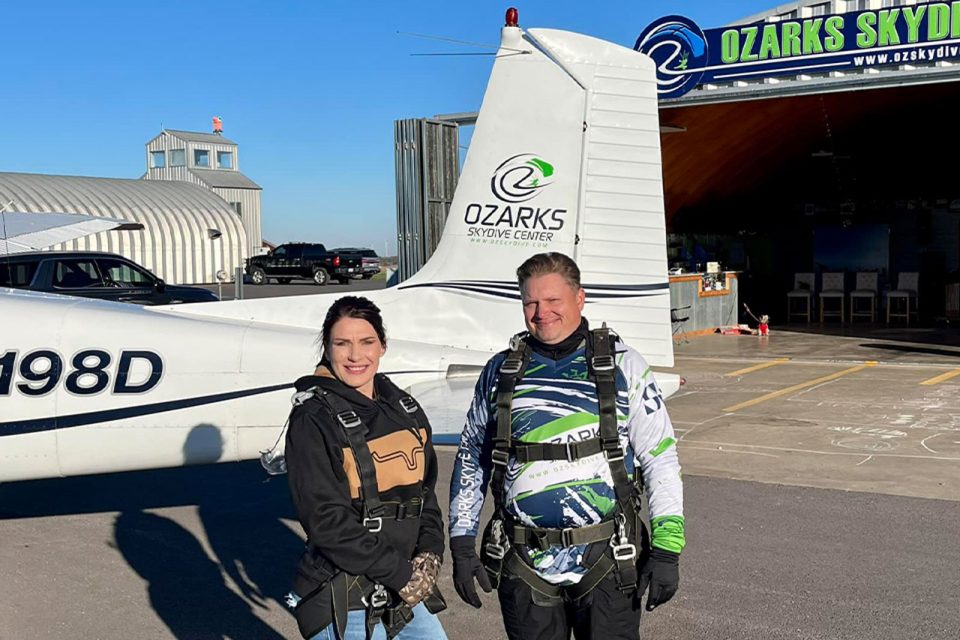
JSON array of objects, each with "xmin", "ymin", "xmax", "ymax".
[
  {"xmin": 465, "ymin": 153, "xmax": 567, "ymax": 247},
  {"xmin": 637, "ymin": 1, "xmax": 960, "ymax": 98}
]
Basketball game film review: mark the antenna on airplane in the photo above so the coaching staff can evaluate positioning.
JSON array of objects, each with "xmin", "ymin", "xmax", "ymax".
[{"xmin": 400, "ymin": 9, "xmax": 528, "ymax": 56}]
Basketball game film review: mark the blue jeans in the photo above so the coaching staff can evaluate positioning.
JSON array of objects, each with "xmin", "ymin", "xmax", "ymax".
[
  {"xmin": 288, "ymin": 593, "xmax": 447, "ymax": 640},
  {"xmin": 311, "ymin": 603, "xmax": 446, "ymax": 640}
]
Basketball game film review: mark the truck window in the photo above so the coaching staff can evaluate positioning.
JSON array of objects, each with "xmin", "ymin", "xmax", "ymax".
[
  {"xmin": 0, "ymin": 261, "xmax": 39, "ymax": 288},
  {"xmin": 53, "ymin": 259, "xmax": 103, "ymax": 289},
  {"xmin": 303, "ymin": 245, "xmax": 326, "ymax": 259},
  {"xmin": 285, "ymin": 245, "xmax": 305, "ymax": 260},
  {"xmin": 97, "ymin": 258, "xmax": 155, "ymax": 287}
]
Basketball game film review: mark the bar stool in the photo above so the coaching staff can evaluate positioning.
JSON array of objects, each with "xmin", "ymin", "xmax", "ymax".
[
  {"xmin": 887, "ymin": 272, "xmax": 919, "ymax": 325},
  {"xmin": 819, "ymin": 272, "xmax": 846, "ymax": 324},
  {"xmin": 786, "ymin": 273, "xmax": 815, "ymax": 323},
  {"xmin": 849, "ymin": 272, "xmax": 878, "ymax": 323}
]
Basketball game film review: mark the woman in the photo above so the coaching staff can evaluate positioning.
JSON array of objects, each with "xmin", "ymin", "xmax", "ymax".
[{"xmin": 285, "ymin": 296, "xmax": 448, "ymax": 640}]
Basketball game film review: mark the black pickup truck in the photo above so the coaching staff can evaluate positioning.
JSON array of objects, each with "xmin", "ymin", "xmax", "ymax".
[
  {"xmin": 245, "ymin": 243, "xmax": 362, "ymax": 285},
  {"xmin": 332, "ymin": 247, "xmax": 381, "ymax": 279}
]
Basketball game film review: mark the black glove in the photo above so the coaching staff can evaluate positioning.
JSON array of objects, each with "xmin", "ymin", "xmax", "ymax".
[
  {"xmin": 450, "ymin": 535, "xmax": 492, "ymax": 608},
  {"xmin": 641, "ymin": 548, "xmax": 680, "ymax": 611}
]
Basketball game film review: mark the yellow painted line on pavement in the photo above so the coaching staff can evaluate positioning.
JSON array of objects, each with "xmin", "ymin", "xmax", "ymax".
[
  {"xmin": 724, "ymin": 358, "xmax": 790, "ymax": 377},
  {"xmin": 723, "ymin": 362, "xmax": 878, "ymax": 413},
  {"xmin": 920, "ymin": 368, "xmax": 960, "ymax": 386}
]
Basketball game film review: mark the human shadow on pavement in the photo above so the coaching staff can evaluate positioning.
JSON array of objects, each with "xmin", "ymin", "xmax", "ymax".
[{"xmin": 114, "ymin": 509, "xmax": 287, "ymax": 640}]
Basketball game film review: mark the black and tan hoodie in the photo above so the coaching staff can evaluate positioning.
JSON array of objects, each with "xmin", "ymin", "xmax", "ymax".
[{"xmin": 285, "ymin": 368, "xmax": 444, "ymax": 599}]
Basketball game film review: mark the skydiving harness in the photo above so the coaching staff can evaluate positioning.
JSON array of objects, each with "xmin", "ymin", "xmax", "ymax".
[
  {"xmin": 481, "ymin": 327, "xmax": 648, "ymax": 605},
  {"xmin": 292, "ymin": 387, "xmax": 446, "ymax": 640}
]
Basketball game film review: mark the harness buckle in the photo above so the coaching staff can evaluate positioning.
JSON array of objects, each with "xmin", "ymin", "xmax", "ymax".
[
  {"xmin": 368, "ymin": 584, "xmax": 389, "ymax": 609},
  {"xmin": 560, "ymin": 528, "xmax": 576, "ymax": 547},
  {"xmin": 604, "ymin": 447, "xmax": 625, "ymax": 463},
  {"xmin": 491, "ymin": 449, "xmax": 510, "ymax": 467},
  {"xmin": 611, "ymin": 541, "xmax": 637, "ymax": 561},
  {"xmin": 399, "ymin": 397, "xmax": 419, "ymax": 414},
  {"xmin": 336, "ymin": 411, "xmax": 362, "ymax": 429},
  {"xmin": 485, "ymin": 520, "xmax": 508, "ymax": 559},
  {"xmin": 396, "ymin": 503, "xmax": 408, "ymax": 521},
  {"xmin": 485, "ymin": 540, "xmax": 507, "ymax": 560},
  {"xmin": 500, "ymin": 356, "xmax": 524, "ymax": 375},
  {"xmin": 609, "ymin": 513, "xmax": 636, "ymax": 560},
  {"xmin": 363, "ymin": 517, "xmax": 383, "ymax": 533},
  {"xmin": 565, "ymin": 441, "xmax": 577, "ymax": 463},
  {"xmin": 592, "ymin": 355, "xmax": 615, "ymax": 372}
]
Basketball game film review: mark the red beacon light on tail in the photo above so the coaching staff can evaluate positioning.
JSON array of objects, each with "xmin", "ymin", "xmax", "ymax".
[{"xmin": 505, "ymin": 7, "xmax": 519, "ymax": 27}]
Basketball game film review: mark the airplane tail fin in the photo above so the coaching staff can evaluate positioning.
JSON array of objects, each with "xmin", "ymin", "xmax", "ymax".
[{"xmin": 403, "ymin": 25, "xmax": 673, "ymax": 365}]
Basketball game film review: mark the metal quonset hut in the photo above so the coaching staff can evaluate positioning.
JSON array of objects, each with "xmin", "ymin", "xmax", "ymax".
[
  {"xmin": 640, "ymin": 0, "xmax": 960, "ymax": 326},
  {"xmin": 0, "ymin": 172, "xmax": 247, "ymax": 284}
]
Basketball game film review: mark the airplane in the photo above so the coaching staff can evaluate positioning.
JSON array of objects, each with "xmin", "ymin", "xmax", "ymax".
[{"xmin": 0, "ymin": 15, "xmax": 677, "ymax": 482}]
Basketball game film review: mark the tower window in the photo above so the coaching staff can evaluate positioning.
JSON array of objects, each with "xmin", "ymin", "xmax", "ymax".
[
  {"xmin": 170, "ymin": 149, "xmax": 186, "ymax": 167},
  {"xmin": 150, "ymin": 151, "xmax": 166, "ymax": 168},
  {"xmin": 194, "ymin": 149, "xmax": 210, "ymax": 167},
  {"xmin": 217, "ymin": 151, "xmax": 233, "ymax": 169}
]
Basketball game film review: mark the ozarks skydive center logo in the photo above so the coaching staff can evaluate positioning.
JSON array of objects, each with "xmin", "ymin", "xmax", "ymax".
[
  {"xmin": 490, "ymin": 154, "xmax": 554, "ymax": 203},
  {"xmin": 464, "ymin": 153, "xmax": 566, "ymax": 248},
  {"xmin": 635, "ymin": 15, "xmax": 708, "ymax": 99}
]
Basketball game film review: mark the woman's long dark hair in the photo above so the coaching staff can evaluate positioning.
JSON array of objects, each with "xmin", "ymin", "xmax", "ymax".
[{"xmin": 317, "ymin": 296, "xmax": 387, "ymax": 365}]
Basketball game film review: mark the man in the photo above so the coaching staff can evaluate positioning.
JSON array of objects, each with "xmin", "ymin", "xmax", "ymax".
[{"xmin": 448, "ymin": 252, "xmax": 685, "ymax": 639}]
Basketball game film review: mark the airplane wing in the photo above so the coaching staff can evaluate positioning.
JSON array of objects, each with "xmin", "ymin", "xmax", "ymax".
[{"xmin": 0, "ymin": 212, "xmax": 143, "ymax": 255}]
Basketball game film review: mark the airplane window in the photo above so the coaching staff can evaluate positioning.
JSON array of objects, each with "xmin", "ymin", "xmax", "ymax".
[
  {"xmin": 54, "ymin": 260, "xmax": 103, "ymax": 289},
  {"xmin": 97, "ymin": 259, "xmax": 154, "ymax": 287}
]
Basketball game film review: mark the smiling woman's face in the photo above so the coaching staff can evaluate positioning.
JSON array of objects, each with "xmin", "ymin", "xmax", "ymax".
[{"xmin": 327, "ymin": 316, "xmax": 385, "ymax": 399}]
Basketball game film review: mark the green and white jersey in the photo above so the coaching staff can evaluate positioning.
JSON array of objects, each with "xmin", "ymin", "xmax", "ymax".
[{"xmin": 449, "ymin": 336, "xmax": 685, "ymax": 585}]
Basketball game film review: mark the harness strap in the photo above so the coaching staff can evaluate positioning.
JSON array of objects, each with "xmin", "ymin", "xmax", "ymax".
[
  {"xmin": 490, "ymin": 341, "xmax": 530, "ymax": 517},
  {"xmin": 510, "ymin": 437, "xmax": 605, "ymax": 463},
  {"xmin": 506, "ymin": 518, "xmax": 617, "ymax": 550},
  {"xmin": 321, "ymin": 390, "xmax": 386, "ymax": 522},
  {"xmin": 590, "ymin": 328, "xmax": 636, "ymax": 515}
]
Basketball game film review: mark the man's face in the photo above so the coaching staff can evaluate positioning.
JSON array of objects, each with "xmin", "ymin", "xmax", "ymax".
[{"xmin": 521, "ymin": 273, "xmax": 585, "ymax": 344}]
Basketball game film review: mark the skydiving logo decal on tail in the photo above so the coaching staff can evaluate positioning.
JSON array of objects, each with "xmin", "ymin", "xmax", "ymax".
[
  {"xmin": 491, "ymin": 154, "xmax": 555, "ymax": 203},
  {"xmin": 466, "ymin": 154, "xmax": 566, "ymax": 248}
]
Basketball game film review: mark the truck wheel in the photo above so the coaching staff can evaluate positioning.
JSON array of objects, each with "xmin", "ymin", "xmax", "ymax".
[
  {"xmin": 312, "ymin": 268, "xmax": 329, "ymax": 286},
  {"xmin": 250, "ymin": 267, "xmax": 267, "ymax": 285},
  {"xmin": 277, "ymin": 278, "xmax": 292, "ymax": 285}
]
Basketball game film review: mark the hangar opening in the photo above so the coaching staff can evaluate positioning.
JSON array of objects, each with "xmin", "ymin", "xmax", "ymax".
[{"xmin": 662, "ymin": 75, "xmax": 960, "ymax": 328}]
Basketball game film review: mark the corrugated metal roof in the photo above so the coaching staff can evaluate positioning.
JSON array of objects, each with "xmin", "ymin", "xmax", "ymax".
[
  {"xmin": 0, "ymin": 172, "xmax": 247, "ymax": 284},
  {"xmin": 189, "ymin": 168, "xmax": 261, "ymax": 189},
  {"xmin": 163, "ymin": 129, "xmax": 237, "ymax": 145}
]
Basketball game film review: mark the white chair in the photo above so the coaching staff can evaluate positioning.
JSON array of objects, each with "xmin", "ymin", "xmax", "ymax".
[
  {"xmin": 887, "ymin": 272, "xmax": 919, "ymax": 325},
  {"xmin": 819, "ymin": 272, "xmax": 846, "ymax": 324},
  {"xmin": 849, "ymin": 272, "xmax": 878, "ymax": 323},
  {"xmin": 787, "ymin": 273, "xmax": 815, "ymax": 323}
]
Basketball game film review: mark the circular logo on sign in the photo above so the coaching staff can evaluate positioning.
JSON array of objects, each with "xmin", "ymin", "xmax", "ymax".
[
  {"xmin": 635, "ymin": 15, "xmax": 708, "ymax": 99},
  {"xmin": 491, "ymin": 154, "xmax": 554, "ymax": 203}
]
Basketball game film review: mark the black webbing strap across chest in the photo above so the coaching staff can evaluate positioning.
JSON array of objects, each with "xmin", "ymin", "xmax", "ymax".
[{"xmin": 484, "ymin": 327, "xmax": 640, "ymax": 600}]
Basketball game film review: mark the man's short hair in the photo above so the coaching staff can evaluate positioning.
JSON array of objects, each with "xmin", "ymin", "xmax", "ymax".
[{"xmin": 516, "ymin": 252, "xmax": 582, "ymax": 291}]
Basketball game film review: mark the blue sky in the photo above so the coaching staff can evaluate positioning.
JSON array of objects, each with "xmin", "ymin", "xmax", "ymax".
[{"xmin": 0, "ymin": 1, "xmax": 766, "ymax": 254}]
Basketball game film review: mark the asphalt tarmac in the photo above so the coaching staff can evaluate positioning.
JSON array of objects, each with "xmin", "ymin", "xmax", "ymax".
[{"xmin": 1, "ymin": 324, "xmax": 959, "ymax": 639}]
